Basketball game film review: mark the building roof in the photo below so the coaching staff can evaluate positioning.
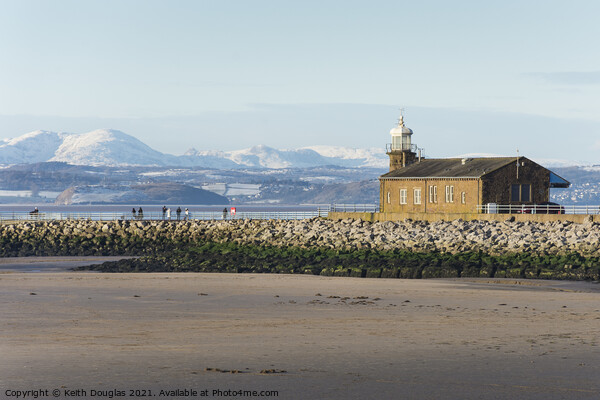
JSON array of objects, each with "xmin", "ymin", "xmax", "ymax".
[
  {"xmin": 549, "ymin": 172, "xmax": 570, "ymax": 188},
  {"xmin": 380, "ymin": 157, "xmax": 520, "ymax": 179}
]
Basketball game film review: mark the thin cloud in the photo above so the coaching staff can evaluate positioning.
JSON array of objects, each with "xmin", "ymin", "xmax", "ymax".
[
  {"xmin": 169, "ymin": 81, "xmax": 280, "ymax": 88},
  {"xmin": 526, "ymin": 71, "xmax": 600, "ymax": 85}
]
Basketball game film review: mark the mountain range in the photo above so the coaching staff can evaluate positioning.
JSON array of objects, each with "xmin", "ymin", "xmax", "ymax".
[
  {"xmin": 0, "ymin": 129, "xmax": 598, "ymax": 206},
  {"xmin": 0, "ymin": 129, "xmax": 591, "ymax": 169},
  {"xmin": 0, "ymin": 129, "xmax": 389, "ymax": 169}
]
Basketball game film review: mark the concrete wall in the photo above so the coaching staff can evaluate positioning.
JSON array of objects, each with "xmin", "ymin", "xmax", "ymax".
[{"xmin": 328, "ymin": 211, "xmax": 598, "ymax": 224}]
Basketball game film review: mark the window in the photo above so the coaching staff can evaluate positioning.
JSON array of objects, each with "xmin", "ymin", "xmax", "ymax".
[
  {"xmin": 511, "ymin": 184, "xmax": 532, "ymax": 202},
  {"xmin": 399, "ymin": 189, "xmax": 407, "ymax": 204},
  {"xmin": 461, "ymin": 192, "xmax": 466, "ymax": 204},
  {"xmin": 511, "ymin": 185, "xmax": 520, "ymax": 202},
  {"xmin": 521, "ymin": 184, "xmax": 531, "ymax": 202},
  {"xmin": 445, "ymin": 185, "xmax": 454, "ymax": 203},
  {"xmin": 429, "ymin": 185, "xmax": 437, "ymax": 203},
  {"xmin": 387, "ymin": 192, "xmax": 391, "ymax": 204},
  {"xmin": 414, "ymin": 188, "xmax": 421, "ymax": 204}
]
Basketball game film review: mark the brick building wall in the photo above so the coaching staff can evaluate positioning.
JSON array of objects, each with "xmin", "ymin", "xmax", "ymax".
[
  {"xmin": 379, "ymin": 157, "xmax": 556, "ymax": 213},
  {"xmin": 380, "ymin": 178, "xmax": 480, "ymax": 213}
]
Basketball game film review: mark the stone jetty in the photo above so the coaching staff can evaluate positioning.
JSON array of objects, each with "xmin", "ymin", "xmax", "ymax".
[{"xmin": 1, "ymin": 217, "xmax": 598, "ymax": 257}]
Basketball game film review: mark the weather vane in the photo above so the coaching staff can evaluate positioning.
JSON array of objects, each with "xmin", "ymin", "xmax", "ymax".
[{"xmin": 398, "ymin": 107, "xmax": 405, "ymax": 125}]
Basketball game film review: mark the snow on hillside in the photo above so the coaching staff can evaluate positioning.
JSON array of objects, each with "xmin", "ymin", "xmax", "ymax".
[
  {"xmin": 51, "ymin": 129, "xmax": 179, "ymax": 166},
  {"xmin": 228, "ymin": 145, "xmax": 334, "ymax": 168},
  {"xmin": 0, "ymin": 130, "xmax": 66, "ymax": 164},
  {"xmin": 15, "ymin": 129, "xmax": 590, "ymax": 170},
  {"xmin": 180, "ymin": 148, "xmax": 241, "ymax": 169},
  {"xmin": 582, "ymin": 165, "xmax": 600, "ymax": 172},
  {"xmin": 184, "ymin": 144, "xmax": 388, "ymax": 169},
  {"xmin": 302, "ymin": 145, "xmax": 388, "ymax": 168},
  {"xmin": 533, "ymin": 158, "xmax": 595, "ymax": 168},
  {"xmin": 456, "ymin": 153, "xmax": 590, "ymax": 168}
]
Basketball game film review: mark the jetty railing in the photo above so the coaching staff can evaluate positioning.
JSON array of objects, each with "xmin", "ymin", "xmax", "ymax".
[
  {"xmin": 330, "ymin": 204, "xmax": 379, "ymax": 213},
  {"xmin": 0, "ymin": 208, "xmax": 333, "ymax": 222},
  {"xmin": 477, "ymin": 204, "xmax": 600, "ymax": 215}
]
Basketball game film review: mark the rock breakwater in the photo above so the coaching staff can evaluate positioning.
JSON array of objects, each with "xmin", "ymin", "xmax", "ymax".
[
  {"xmin": 0, "ymin": 217, "xmax": 599, "ymax": 257},
  {"xmin": 2, "ymin": 218, "xmax": 599, "ymax": 280}
]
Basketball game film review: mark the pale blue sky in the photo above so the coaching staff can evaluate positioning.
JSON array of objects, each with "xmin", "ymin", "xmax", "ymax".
[{"xmin": 0, "ymin": 0, "xmax": 599, "ymax": 162}]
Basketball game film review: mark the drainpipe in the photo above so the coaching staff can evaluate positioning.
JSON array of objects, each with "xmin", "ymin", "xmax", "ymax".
[{"xmin": 424, "ymin": 179, "xmax": 427, "ymax": 213}]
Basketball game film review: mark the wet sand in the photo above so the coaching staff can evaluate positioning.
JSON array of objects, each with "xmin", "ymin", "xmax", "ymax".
[
  {"xmin": 0, "ymin": 256, "xmax": 136, "ymax": 273},
  {"xmin": 1, "ymin": 272, "xmax": 599, "ymax": 399}
]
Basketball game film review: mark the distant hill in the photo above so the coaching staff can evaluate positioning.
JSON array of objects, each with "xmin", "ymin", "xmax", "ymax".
[
  {"xmin": 241, "ymin": 179, "xmax": 380, "ymax": 205},
  {"xmin": 132, "ymin": 183, "xmax": 228, "ymax": 204},
  {"xmin": 55, "ymin": 183, "xmax": 229, "ymax": 205},
  {"xmin": 0, "ymin": 129, "xmax": 388, "ymax": 168},
  {"xmin": 549, "ymin": 166, "xmax": 600, "ymax": 205}
]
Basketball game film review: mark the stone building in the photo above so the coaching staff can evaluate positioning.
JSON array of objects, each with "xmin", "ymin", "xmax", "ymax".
[{"xmin": 379, "ymin": 115, "xmax": 569, "ymax": 213}]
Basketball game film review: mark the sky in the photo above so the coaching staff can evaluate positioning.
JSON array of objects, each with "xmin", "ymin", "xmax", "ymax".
[{"xmin": 0, "ymin": 0, "xmax": 599, "ymax": 163}]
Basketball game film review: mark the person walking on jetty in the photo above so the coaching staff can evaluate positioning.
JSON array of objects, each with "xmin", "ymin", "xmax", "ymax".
[
  {"xmin": 176, "ymin": 207, "xmax": 182, "ymax": 221},
  {"xmin": 131, "ymin": 208, "xmax": 136, "ymax": 220},
  {"xmin": 138, "ymin": 207, "xmax": 143, "ymax": 220},
  {"xmin": 162, "ymin": 205, "xmax": 167, "ymax": 220},
  {"xmin": 29, "ymin": 207, "xmax": 39, "ymax": 220},
  {"xmin": 166, "ymin": 207, "xmax": 171, "ymax": 220},
  {"xmin": 222, "ymin": 207, "xmax": 228, "ymax": 220},
  {"xmin": 184, "ymin": 208, "xmax": 189, "ymax": 220}
]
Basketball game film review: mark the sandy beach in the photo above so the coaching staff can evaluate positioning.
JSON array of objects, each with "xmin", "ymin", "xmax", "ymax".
[
  {"xmin": 1, "ymin": 268, "xmax": 599, "ymax": 399},
  {"xmin": 0, "ymin": 257, "xmax": 137, "ymax": 273}
]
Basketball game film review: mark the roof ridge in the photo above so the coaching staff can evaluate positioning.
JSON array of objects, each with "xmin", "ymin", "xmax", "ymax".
[{"xmin": 380, "ymin": 157, "xmax": 524, "ymax": 179}]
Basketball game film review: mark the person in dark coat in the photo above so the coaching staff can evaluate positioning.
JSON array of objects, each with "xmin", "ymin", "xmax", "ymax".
[
  {"xmin": 222, "ymin": 208, "xmax": 228, "ymax": 220},
  {"xmin": 132, "ymin": 208, "xmax": 136, "ymax": 220},
  {"xmin": 162, "ymin": 206, "xmax": 167, "ymax": 220},
  {"xmin": 176, "ymin": 207, "xmax": 182, "ymax": 221},
  {"xmin": 138, "ymin": 207, "xmax": 143, "ymax": 220}
]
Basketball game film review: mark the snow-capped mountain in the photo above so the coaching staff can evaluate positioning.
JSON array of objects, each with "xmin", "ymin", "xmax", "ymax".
[
  {"xmin": 0, "ymin": 129, "xmax": 389, "ymax": 169},
  {"xmin": 1, "ymin": 129, "xmax": 589, "ymax": 170},
  {"xmin": 0, "ymin": 129, "xmax": 177, "ymax": 166},
  {"xmin": 51, "ymin": 129, "xmax": 180, "ymax": 166},
  {"xmin": 457, "ymin": 153, "xmax": 592, "ymax": 169},
  {"xmin": 0, "ymin": 130, "xmax": 66, "ymax": 164},
  {"xmin": 301, "ymin": 145, "xmax": 388, "ymax": 168},
  {"xmin": 185, "ymin": 145, "xmax": 388, "ymax": 168}
]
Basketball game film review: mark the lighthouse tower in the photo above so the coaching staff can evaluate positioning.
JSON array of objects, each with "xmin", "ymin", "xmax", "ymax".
[{"xmin": 386, "ymin": 111, "xmax": 418, "ymax": 171}]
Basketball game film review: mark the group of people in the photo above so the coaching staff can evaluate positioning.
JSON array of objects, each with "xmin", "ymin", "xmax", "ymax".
[
  {"xmin": 129, "ymin": 207, "xmax": 190, "ymax": 220},
  {"xmin": 131, "ymin": 207, "xmax": 144, "ymax": 220},
  {"xmin": 162, "ymin": 206, "xmax": 189, "ymax": 221}
]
